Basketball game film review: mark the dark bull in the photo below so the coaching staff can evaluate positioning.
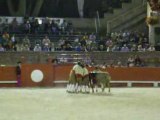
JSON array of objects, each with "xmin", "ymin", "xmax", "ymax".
[{"xmin": 89, "ymin": 72, "xmax": 111, "ymax": 93}]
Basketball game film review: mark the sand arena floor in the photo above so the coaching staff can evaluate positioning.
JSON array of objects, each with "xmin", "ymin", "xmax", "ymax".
[{"xmin": 0, "ymin": 88, "xmax": 160, "ymax": 120}]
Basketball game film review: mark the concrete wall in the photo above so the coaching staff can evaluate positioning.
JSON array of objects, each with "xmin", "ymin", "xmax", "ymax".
[{"xmin": 0, "ymin": 52, "xmax": 160, "ymax": 66}]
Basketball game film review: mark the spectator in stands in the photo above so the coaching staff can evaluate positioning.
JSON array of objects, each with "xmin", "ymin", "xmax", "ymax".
[
  {"xmin": 22, "ymin": 44, "xmax": 30, "ymax": 51},
  {"xmin": 0, "ymin": 18, "xmax": 3, "ymax": 34},
  {"xmin": 82, "ymin": 32, "xmax": 88, "ymax": 40},
  {"xmin": 60, "ymin": 44, "xmax": 67, "ymax": 51},
  {"xmin": 10, "ymin": 34, "xmax": 17, "ymax": 51},
  {"xmin": 24, "ymin": 20, "xmax": 31, "ymax": 34},
  {"xmin": 56, "ymin": 19, "xmax": 62, "ymax": 32},
  {"xmin": 58, "ymin": 37, "xmax": 65, "ymax": 49},
  {"xmin": 130, "ymin": 44, "xmax": 137, "ymax": 51},
  {"xmin": 137, "ymin": 44, "xmax": 145, "ymax": 52},
  {"xmin": 106, "ymin": 46, "xmax": 112, "ymax": 52},
  {"xmin": 111, "ymin": 44, "xmax": 120, "ymax": 51},
  {"xmin": 86, "ymin": 37, "xmax": 92, "ymax": 48},
  {"xmin": 32, "ymin": 19, "xmax": 40, "ymax": 34},
  {"xmin": 65, "ymin": 43, "xmax": 73, "ymax": 51},
  {"xmin": 85, "ymin": 42, "xmax": 92, "ymax": 51},
  {"xmin": 11, "ymin": 18, "xmax": 18, "ymax": 33},
  {"xmin": 147, "ymin": 44, "xmax": 155, "ymax": 51},
  {"xmin": 87, "ymin": 34, "xmax": 96, "ymax": 51},
  {"xmin": 80, "ymin": 37, "xmax": 87, "ymax": 47},
  {"xmin": 33, "ymin": 44, "xmax": 42, "ymax": 52},
  {"xmin": 2, "ymin": 32, "xmax": 10, "ymax": 41},
  {"xmin": 81, "ymin": 45, "xmax": 88, "ymax": 52},
  {"xmin": 100, "ymin": 62, "xmax": 107, "ymax": 69},
  {"xmin": 61, "ymin": 20, "xmax": 68, "ymax": 33},
  {"xmin": 0, "ymin": 44, "xmax": 5, "ymax": 51},
  {"xmin": 115, "ymin": 60, "xmax": 123, "ymax": 67},
  {"xmin": 84, "ymin": 56, "xmax": 92, "ymax": 66},
  {"xmin": 47, "ymin": 19, "xmax": 52, "ymax": 34},
  {"xmin": 127, "ymin": 56, "xmax": 135, "ymax": 67},
  {"xmin": 51, "ymin": 20, "xmax": 58, "ymax": 34},
  {"xmin": 108, "ymin": 62, "xmax": 115, "ymax": 68},
  {"xmin": 73, "ymin": 36, "xmax": 80, "ymax": 46},
  {"xmin": 134, "ymin": 55, "xmax": 143, "ymax": 67},
  {"xmin": 15, "ymin": 43, "xmax": 23, "ymax": 52},
  {"xmin": 66, "ymin": 20, "xmax": 73, "ymax": 34},
  {"xmin": 22, "ymin": 35, "xmax": 31, "ymax": 48},
  {"xmin": 2, "ymin": 32, "xmax": 10, "ymax": 50},
  {"xmin": 120, "ymin": 44, "xmax": 129, "ymax": 52},
  {"xmin": 42, "ymin": 35, "xmax": 51, "ymax": 51},
  {"xmin": 11, "ymin": 34, "xmax": 16, "ymax": 44},
  {"xmin": 43, "ymin": 17, "xmax": 50, "ymax": 34},
  {"xmin": 75, "ymin": 43, "xmax": 82, "ymax": 51},
  {"xmin": 9, "ymin": 34, "xmax": 17, "ymax": 51},
  {"xmin": 106, "ymin": 38, "xmax": 113, "ymax": 47},
  {"xmin": 89, "ymin": 33, "xmax": 96, "ymax": 42},
  {"xmin": 98, "ymin": 44, "xmax": 106, "ymax": 51},
  {"xmin": 90, "ymin": 42, "xmax": 98, "ymax": 51},
  {"xmin": 50, "ymin": 42, "xmax": 55, "ymax": 52},
  {"xmin": 52, "ymin": 57, "xmax": 59, "ymax": 65},
  {"xmin": 0, "ymin": 36, "xmax": 2, "ymax": 45},
  {"xmin": 2, "ymin": 18, "xmax": 9, "ymax": 32},
  {"xmin": 30, "ymin": 17, "xmax": 35, "ymax": 33}
]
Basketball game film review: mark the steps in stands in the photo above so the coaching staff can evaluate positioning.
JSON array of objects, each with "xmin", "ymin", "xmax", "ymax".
[
  {"xmin": 106, "ymin": 4, "xmax": 146, "ymax": 32},
  {"xmin": 104, "ymin": 0, "xmax": 144, "ymax": 20},
  {"xmin": 113, "ymin": 11, "xmax": 146, "ymax": 32}
]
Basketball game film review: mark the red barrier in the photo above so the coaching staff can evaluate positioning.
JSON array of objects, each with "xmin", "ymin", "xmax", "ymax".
[
  {"xmin": 21, "ymin": 64, "xmax": 54, "ymax": 87},
  {"xmin": 0, "ymin": 64, "xmax": 160, "ymax": 87}
]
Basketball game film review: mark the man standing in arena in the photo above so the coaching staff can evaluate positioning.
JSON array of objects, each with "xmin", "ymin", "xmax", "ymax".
[{"xmin": 16, "ymin": 61, "xmax": 21, "ymax": 87}]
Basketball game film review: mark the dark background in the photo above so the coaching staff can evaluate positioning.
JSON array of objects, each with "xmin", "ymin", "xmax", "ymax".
[{"xmin": 0, "ymin": 0, "xmax": 103, "ymax": 18}]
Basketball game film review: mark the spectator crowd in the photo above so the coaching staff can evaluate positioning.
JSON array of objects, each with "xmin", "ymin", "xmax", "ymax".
[
  {"xmin": 0, "ymin": 16, "xmax": 157, "ymax": 67},
  {"xmin": 0, "ymin": 29, "xmax": 155, "ymax": 52}
]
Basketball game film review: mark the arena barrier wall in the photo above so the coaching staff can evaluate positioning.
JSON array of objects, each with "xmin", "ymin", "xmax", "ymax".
[{"xmin": 0, "ymin": 64, "xmax": 160, "ymax": 87}]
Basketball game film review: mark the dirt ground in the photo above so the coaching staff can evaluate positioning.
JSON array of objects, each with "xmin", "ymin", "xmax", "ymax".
[{"xmin": 0, "ymin": 88, "xmax": 160, "ymax": 120}]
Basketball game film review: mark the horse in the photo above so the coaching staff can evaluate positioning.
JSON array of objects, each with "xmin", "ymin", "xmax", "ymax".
[{"xmin": 67, "ymin": 64, "xmax": 90, "ymax": 93}]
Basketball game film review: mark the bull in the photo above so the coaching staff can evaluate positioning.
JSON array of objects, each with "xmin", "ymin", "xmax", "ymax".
[{"xmin": 89, "ymin": 71, "xmax": 111, "ymax": 93}]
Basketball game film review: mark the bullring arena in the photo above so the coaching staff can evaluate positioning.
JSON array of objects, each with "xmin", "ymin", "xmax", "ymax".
[
  {"xmin": 0, "ymin": 62, "xmax": 160, "ymax": 120},
  {"xmin": 1, "ymin": 0, "xmax": 160, "ymax": 120}
]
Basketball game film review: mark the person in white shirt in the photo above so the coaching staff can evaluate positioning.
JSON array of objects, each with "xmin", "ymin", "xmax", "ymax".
[
  {"xmin": 147, "ymin": 45, "xmax": 155, "ymax": 51},
  {"xmin": 34, "ymin": 44, "xmax": 42, "ymax": 52},
  {"xmin": 42, "ymin": 35, "xmax": 51, "ymax": 51},
  {"xmin": 0, "ymin": 44, "xmax": 5, "ymax": 51}
]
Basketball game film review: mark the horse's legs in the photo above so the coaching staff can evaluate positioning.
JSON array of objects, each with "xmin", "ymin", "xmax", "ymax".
[
  {"xmin": 89, "ymin": 79, "xmax": 94, "ymax": 93},
  {"xmin": 108, "ymin": 81, "xmax": 111, "ymax": 93},
  {"xmin": 101, "ymin": 83, "xmax": 104, "ymax": 92},
  {"xmin": 90, "ymin": 84, "xmax": 94, "ymax": 93},
  {"xmin": 95, "ymin": 84, "xmax": 98, "ymax": 92},
  {"xmin": 74, "ymin": 83, "xmax": 78, "ymax": 93},
  {"xmin": 77, "ymin": 78, "xmax": 83, "ymax": 92}
]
